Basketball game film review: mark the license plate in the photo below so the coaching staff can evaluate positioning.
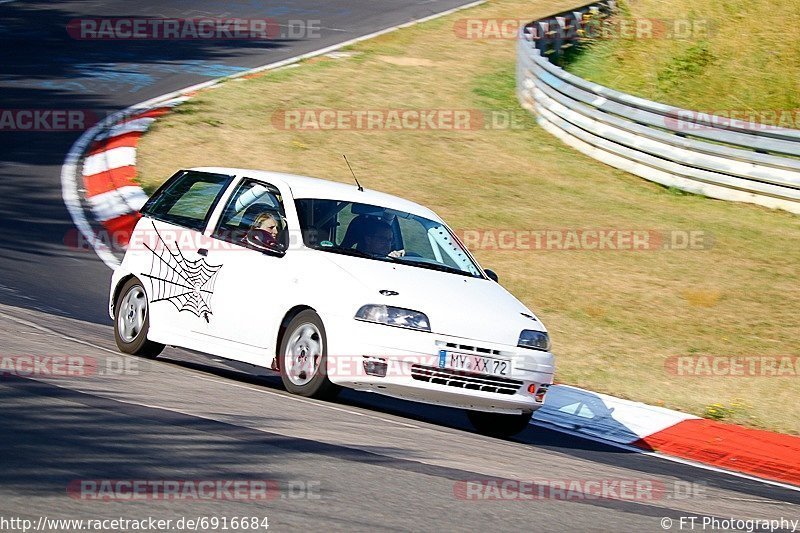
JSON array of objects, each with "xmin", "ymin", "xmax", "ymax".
[{"xmin": 439, "ymin": 350, "xmax": 510, "ymax": 377}]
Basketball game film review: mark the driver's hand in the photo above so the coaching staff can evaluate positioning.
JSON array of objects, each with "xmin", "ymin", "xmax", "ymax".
[{"xmin": 388, "ymin": 249, "xmax": 405, "ymax": 258}]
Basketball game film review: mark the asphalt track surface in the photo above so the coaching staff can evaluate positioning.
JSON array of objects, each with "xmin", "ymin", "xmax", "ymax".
[{"xmin": 0, "ymin": 1, "xmax": 798, "ymax": 531}]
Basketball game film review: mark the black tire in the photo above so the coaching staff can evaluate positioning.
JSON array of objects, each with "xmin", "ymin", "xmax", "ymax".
[
  {"xmin": 279, "ymin": 310, "xmax": 340, "ymax": 400},
  {"xmin": 467, "ymin": 410, "xmax": 533, "ymax": 438},
  {"xmin": 114, "ymin": 277, "xmax": 164, "ymax": 358}
]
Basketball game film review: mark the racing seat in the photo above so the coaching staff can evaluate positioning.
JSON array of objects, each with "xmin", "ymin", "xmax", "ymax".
[{"xmin": 340, "ymin": 215, "xmax": 371, "ymax": 249}]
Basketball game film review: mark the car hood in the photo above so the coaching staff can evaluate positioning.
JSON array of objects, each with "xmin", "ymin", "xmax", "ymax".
[{"xmin": 320, "ymin": 253, "xmax": 546, "ymax": 346}]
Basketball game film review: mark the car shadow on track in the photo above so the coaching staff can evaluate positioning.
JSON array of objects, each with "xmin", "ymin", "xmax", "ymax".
[{"xmin": 149, "ymin": 347, "xmax": 800, "ymax": 505}]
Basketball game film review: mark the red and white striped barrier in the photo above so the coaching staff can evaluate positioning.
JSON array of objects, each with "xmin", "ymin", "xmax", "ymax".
[
  {"xmin": 79, "ymin": 101, "xmax": 187, "ymax": 247},
  {"xmin": 537, "ymin": 385, "xmax": 800, "ymax": 487}
]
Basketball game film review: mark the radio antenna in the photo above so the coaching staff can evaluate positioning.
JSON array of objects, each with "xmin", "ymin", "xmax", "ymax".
[{"xmin": 343, "ymin": 154, "xmax": 363, "ymax": 192}]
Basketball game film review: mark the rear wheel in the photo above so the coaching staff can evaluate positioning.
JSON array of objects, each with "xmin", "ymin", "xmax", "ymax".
[
  {"xmin": 114, "ymin": 278, "xmax": 164, "ymax": 358},
  {"xmin": 467, "ymin": 410, "xmax": 533, "ymax": 438},
  {"xmin": 279, "ymin": 310, "xmax": 340, "ymax": 400}
]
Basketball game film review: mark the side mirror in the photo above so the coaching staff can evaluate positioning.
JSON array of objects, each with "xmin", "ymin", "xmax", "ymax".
[{"xmin": 484, "ymin": 269, "xmax": 499, "ymax": 282}]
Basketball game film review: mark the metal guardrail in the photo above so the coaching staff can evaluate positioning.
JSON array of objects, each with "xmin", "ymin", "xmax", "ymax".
[{"xmin": 516, "ymin": 2, "xmax": 800, "ymax": 214}]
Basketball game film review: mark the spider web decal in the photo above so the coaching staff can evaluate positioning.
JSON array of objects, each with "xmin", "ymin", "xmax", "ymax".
[{"xmin": 142, "ymin": 222, "xmax": 222, "ymax": 321}]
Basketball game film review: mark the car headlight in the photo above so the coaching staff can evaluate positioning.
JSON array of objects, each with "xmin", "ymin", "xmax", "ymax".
[
  {"xmin": 518, "ymin": 330, "xmax": 550, "ymax": 351},
  {"xmin": 355, "ymin": 305, "xmax": 431, "ymax": 332}
]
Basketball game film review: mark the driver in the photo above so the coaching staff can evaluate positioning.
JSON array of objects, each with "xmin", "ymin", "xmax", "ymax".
[{"xmin": 357, "ymin": 219, "xmax": 395, "ymax": 257}]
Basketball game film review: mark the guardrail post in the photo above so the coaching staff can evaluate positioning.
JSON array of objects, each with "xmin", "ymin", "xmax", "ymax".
[
  {"xmin": 552, "ymin": 17, "xmax": 566, "ymax": 55},
  {"xmin": 534, "ymin": 21, "xmax": 550, "ymax": 54}
]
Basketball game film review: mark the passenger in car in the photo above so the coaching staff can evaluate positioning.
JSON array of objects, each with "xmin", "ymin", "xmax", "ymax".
[
  {"xmin": 254, "ymin": 212, "xmax": 280, "ymax": 238},
  {"xmin": 246, "ymin": 212, "xmax": 283, "ymax": 250}
]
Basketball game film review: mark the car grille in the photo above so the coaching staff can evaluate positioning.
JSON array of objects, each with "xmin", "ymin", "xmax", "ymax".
[
  {"xmin": 410, "ymin": 364, "xmax": 523, "ymax": 395},
  {"xmin": 437, "ymin": 341, "xmax": 503, "ymax": 356}
]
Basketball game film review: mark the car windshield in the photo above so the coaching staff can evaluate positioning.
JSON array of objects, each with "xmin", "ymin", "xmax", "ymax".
[{"xmin": 294, "ymin": 199, "xmax": 483, "ymax": 278}]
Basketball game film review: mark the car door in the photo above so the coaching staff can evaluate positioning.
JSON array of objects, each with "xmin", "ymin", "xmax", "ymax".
[
  {"xmin": 191, "ymin": 177, "xmax": 296, "ymax": 366},
  {"xmin": 132, "ymin": 169, "xmax": 234, "ymax": 345}
]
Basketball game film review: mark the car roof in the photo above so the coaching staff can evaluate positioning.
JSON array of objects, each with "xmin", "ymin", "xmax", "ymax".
[{"xmin": 190, "ymin": 167, "xmax": 441, "ymax": 220}]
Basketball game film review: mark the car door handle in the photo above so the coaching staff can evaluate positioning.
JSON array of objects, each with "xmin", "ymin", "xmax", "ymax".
[{"xmin": 198, "ymin": 248, "xmax": 208, "ymax": 256}]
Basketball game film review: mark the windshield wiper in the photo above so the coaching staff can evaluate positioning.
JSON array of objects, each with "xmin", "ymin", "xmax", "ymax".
[
  {"xmin": 394, "ymin": 258, "xmax": 475, "ymax": 277},
  {"xmin": 316, "ymin": 247, "xmax": 472, "ymax": 275},
  {"xmin": 314, "ymin": 246, "xmax": 370, "ymax": 258},
  {"xmin": 314, "ymin": 246, "xmax": 400, "ymax": 262}
]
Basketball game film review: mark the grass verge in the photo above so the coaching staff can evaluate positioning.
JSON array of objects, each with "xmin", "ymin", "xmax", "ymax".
[
  {"xmin": 137, "ymin": 0, "xmax": 800, "ymax": 434},
  {"xmin": 565, "ymin": 0, "xmax": 800, "ymax": 114}
]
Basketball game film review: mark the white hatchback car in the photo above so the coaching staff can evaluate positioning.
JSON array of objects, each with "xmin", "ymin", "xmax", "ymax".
[{"xmin": 110, "ymin": 168, "xmax": 555, "ymax": 436}]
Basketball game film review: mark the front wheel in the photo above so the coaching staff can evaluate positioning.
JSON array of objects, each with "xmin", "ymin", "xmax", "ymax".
[
  {"xmin": 114, "ymin": 277, "xmax": 164, "ymax": 358},
  {"xmin": 279, "ymin": 310, "xmax": 340, "ymax": 400},
  {"xmin": 467, "ymin": 410, "xmax": 533, "ymax": 438}
]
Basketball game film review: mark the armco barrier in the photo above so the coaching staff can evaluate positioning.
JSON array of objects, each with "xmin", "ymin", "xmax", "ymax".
[{"xmin": 516, "ymin": 2, "xmax": 800, "ymax": 214}]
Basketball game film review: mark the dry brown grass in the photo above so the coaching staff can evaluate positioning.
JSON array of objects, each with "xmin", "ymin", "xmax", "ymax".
[
  {"xmin": 137, "ymin": 0, "xmax": 800, "ymax": 434},
  {"xmin": 567, "ymin": 0, "xmax": 800, "ymax": 113}
]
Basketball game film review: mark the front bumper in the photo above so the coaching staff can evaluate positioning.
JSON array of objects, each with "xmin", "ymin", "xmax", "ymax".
[{"xmin": 324, "ymin": 316, "xmax": 555, "ymax": 414}]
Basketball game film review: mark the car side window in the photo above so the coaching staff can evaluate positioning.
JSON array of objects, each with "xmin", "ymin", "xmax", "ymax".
[
  {"xmin": 397, "ymin": 217, "xmax": 434, "ymax": 258},
  {"xmin": 140, "ymin": 170, "xmax": 233, "ymax": 231},
  {"xmin": 213, "ymin": 178, "xmax": 288, "ymax": 251},
  {"xmin": 398, "ymin": 217, "xmax": 472, "ymax": 271}
]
